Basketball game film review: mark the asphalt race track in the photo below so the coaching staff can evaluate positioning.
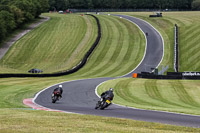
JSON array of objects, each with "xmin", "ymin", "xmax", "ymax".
[{"xmin": 34, "ymin": 15, "xmax": 200, "ymax": 128}]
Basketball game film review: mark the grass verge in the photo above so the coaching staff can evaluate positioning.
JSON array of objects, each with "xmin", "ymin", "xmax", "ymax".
[
  {"xmin": 1, "ymin": 12, "xmax": 200, "ymax": 131},
  {"xmin": 0, "ymin": 109, "xmax": 200, "ymax": 132},
  {"xmin": 117, "ymin": 11, "xmax": 200, "ymax": 72},
  {"xmin": 98, "ymin": 78, "xmax": 200, "ymax": 115}
]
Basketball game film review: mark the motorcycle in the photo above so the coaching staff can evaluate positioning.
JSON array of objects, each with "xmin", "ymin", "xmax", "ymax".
[
  {"xmin": 95, "ymin": 96, "xmax": 112, "ymax": 110},
  {"xmin": 52, "ymin": 91, "xmax": 61, "ymax": 103}
]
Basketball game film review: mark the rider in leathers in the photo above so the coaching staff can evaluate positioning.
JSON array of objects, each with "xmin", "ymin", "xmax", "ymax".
[
  {"xmin": 100, "ymin": 88, "xmax": 114, "ymax": 102},
  {"xmin": 52, "ymin": 85, "xmax": 63, "ymax": 99}
]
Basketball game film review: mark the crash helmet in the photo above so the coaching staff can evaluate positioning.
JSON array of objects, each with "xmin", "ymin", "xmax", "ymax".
[
  {"xmin": 109, "ymin": 88, "xmax": 113, "ymax": 92},
  {"xmin": 59, "ymin": 85, "xmax": 62, "ymax": 88}
]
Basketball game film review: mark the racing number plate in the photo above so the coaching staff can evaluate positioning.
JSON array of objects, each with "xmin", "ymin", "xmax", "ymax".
[{"xmin": 106, "ymin": 100, "xmax": 111, "ymax": 104}]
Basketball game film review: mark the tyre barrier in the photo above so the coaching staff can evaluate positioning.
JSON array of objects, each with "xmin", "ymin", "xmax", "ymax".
[
  {"xmin": 136, "ymin": 72, "xmax": 200, "ymax": 80},
  {"xmin": 174, "ymin": 24, "xmax": 179, "ymax": 72},
  {"xmin": 0, "ymin": 14, "xmax": 101, "ymax": 78}
]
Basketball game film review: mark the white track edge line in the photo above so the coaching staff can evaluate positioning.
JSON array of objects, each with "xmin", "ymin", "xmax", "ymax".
[
  {"xmin": 32, "ymin": 15, "xmax": 200, "ymax": 118},
  {"xmin": 95, "ymin": 78, "xmax": 200, "ymax": 117}
]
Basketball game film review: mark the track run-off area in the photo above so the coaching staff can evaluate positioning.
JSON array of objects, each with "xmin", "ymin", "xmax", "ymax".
[{"xmin": 25, "ymin": 14, "xmax": 200, "ymax": 128}]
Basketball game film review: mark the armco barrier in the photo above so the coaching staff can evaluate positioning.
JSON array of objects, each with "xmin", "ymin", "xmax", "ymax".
[{"xmin": 0, "ymin": 14, "xmax": 101, "ymax": 78}]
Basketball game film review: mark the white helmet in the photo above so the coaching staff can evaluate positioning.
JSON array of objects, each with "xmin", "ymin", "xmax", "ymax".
[
  {"xmin": 109, "ymin": 88, "xmax": 113, "ymax": 92},
  {"xmin": 59, "ymin": 85, "xmax": 62, "ymax": 88}
]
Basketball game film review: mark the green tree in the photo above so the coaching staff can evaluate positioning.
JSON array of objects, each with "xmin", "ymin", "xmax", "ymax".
[
  {"xmin": 192, "ymin": 0, "xmax": 200, "ymax": 10},
  {"xmin": 0, "ymin": 16, "xmax": 6, "ymax": 42},
  {"xmin": 129, "ymin": 0, "xmax": 137, "ymax": 8},
  {"xmin": 49, "ymin": 0, "xmax": 56, "ymax": 11},
  {"xmin": 122, "ymin": 0, "xmax": 132, "ymax": 8},
  {"xmin": 86, "ymin": 0, "xmax": 94, "ymax": 9},
  {"xmin": 11, "ymin": 0, "xmax": 34, "ymax": 21},
  {"xmin": 0, "ymin": 0, "xmax": 49, "ymax": 43},
  {"xmin": 54, "ymin": 0, "xmax": 70, "ymax": 10},
  {"xmin": 0, "ymin": 10, "xmax": 16, "ymax": 36},
  {"xmin": 39, "ymin": 0, "xmax": 49, "ymax": 12},
  {"xmin": 92, "ymin": 0, "xmax": 101, "ymax": 8},
  {"xmin": 10, "ymin": 5, "xmax": 24, "ymax": 26}
]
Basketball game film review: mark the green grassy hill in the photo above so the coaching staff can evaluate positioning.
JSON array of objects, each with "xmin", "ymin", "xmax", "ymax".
[
  {"xmin": 118, "ymin": 11, "xmax": 200, "ymax": 72},
  {"xmin": 0, "ymin": 12, "xmax": 200, "ymax": 132},
  {"xmin": 0, "ymin": 13, "xmax": 97, "ymax": 73},
  {"xmin": 97, "ymin": 11, "xmax": 200, "ymax": 120},
  {"xmin": 0, "ymin": 13, "xmax": 146, "ymax": 107},
  {"xmin": 98, "ymin": 78, "xmax": 200, "ymax": 115},
  {"xmin": 70, "ymin": 15, "xmax": 145, "ymax": 78}
]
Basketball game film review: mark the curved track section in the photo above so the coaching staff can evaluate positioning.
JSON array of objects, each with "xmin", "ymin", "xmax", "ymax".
[
  {"xmin": 34, "ymin": 15, "xmax": 200, "ymax": 128},
  {"xmin": 115, "ymin": 15, "xmax": 164, "ymax": 77}
]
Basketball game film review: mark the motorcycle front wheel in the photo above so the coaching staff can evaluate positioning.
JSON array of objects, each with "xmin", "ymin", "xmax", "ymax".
[{"xmin": 52, "ymin": 96, "xmax": 57, "ymax": 103}]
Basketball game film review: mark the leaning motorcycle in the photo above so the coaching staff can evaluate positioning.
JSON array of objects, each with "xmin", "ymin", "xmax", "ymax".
[
  {"xmin": 95, "ymin": 96, "xmax": 111, "ymax": 110},
  {"xmin": 52, "ymin": 91, "xmax": 61, "ymax": 103}
]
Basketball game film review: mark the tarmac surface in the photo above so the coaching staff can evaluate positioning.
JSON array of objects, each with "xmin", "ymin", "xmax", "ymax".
[{"xmin": 33, "ymin": 14, "xmax": 200, "ymax": 128}]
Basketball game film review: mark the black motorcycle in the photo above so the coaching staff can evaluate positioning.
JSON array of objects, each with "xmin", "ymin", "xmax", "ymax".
[
  {"xmin": 52, "ymin": 91, "xmax": 61, "ymax": 103},
  {"xmin": 95, "ymin": 96, "xmax": 112, "ymax": 110}
]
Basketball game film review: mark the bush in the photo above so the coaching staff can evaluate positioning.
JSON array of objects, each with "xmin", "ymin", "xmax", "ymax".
[
  {"xmin": 0, "ymin": 0, "xmax": 49, "ymax": 43},
  {"xmin": 192, "ymin": 0, "xmax": 200, "ymax": 10}
]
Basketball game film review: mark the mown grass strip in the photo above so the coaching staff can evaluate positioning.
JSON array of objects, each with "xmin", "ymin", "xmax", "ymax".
[
  {"xmin": 1, "ymin": 77, "xmax": 200, "ymax": 131},
  {"xmin": 98, "ymin": 78, "xmax": 200, "ymax": 115},
  {"xmin": 1, "ymin": 109, "xmax": 199, "ymax": 132},
  {"xmin": 116, "ymin": 11, "xmax": 200, "ymax": 72},
  {"xmin": 75, "ymin": 15, "xmax": 145, "ymax": 77},
  {"xmin": 0, "ymin": 13, "xmax": 146, "ymax": 107},
  {"xmin": 170, "ymin": 80, "xmax": 200, "ymax": 107},
  {"xmin": 0, "ymin": 13, "xmax": 96, "ymax": 74},
  {"xmin": 144, "ymin": 80, "xmax": 190, "ymax": 108},
  {"xmin": 2, "ymin": 12, "xmax": 200, "ymax": 131}
]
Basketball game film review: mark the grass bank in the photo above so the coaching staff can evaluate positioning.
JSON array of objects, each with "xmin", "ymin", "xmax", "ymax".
[
  {"xmin": 0, "ymin": 13, "xmax": 145, "ymax": 76},
  {"xmin": 0, "ymin": 13, "xmax": 146, "ymax": 108},
  {"xmin": 117, "ymin": 11, "xmax": 200, "ymax": 72},
  {"xmin": 98, "ymin": 78, "xmax": 200, "ymax": 115},
  {"xmin": 0, "ymin": 13, "xmax": 97, "ymax": 73},
  {"xmin": 0, "ymin": 12, "xmax": 200, "ymax": 132},
  {"xmin": 70, "ymin": 15, "xmax": 145, "ymax": 77},
  {"xmin": 1, "ymin": 76, "xmax": 200, "ymax": 132}
]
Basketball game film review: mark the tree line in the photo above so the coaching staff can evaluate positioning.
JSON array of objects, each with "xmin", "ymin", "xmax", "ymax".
[
  {"xmin": 49, "ymin": 0, "xmax": 200, "ymax": 11},
  {"xmin": 1, "ymin": 0, "xmax": 200, "ymax": 44},
  {"xmin": 0, "ymin": 0, "xmax": 49, "ymax": 43}
]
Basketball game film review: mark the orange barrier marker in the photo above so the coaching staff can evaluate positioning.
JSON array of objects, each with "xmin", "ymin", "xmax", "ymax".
[{"xmin": 133, "ymin": 73, "xmax": 137, "ymax": 78}]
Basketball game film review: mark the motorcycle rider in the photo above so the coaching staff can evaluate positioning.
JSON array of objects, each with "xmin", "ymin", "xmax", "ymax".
[
  {"xmin": 100, "ymin": 88, "xmax": 114, "ymax": 101},
  {"xmin": 52, "ymin": 84, "xmax": 63, "ymax": 99},
  {"xmin": 95, "ymin": 88, "xmax": 114, "ymax": 109}
]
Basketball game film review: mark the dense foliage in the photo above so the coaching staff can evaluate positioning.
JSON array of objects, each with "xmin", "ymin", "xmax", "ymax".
[
  {"xmin": 0, "ymin": 0, "xmax": 49, "ymax": 43},
  {"xmin": 49, "ymin": 0, "xmax": 195, "ymax": 10},
  {"xmin": 1, "ymin": 0, "xmax": 200, "ymax": 44},
  {"xmin": 192, "ymin": 0, "xmax": 200, "ymax": 10}
]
